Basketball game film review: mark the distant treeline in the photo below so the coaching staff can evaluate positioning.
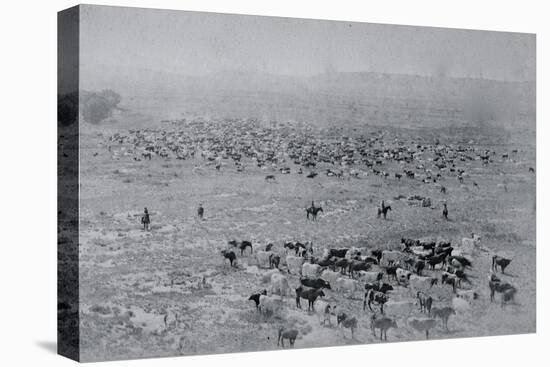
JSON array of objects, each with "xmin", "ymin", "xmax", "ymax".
[{"xmin": 58, "ymin": 89, "xmax": 122, "ymax": 126}]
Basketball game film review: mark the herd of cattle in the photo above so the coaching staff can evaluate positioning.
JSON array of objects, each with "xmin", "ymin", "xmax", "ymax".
[
  {"xmin": 221, "ymin": 234, "xmax": 515, "ymax": 346},
  {"xmin": 103, "ymin": 118, "xmax": 533, "ymax": 188},
  {"xmin": 98, "ymin": 118, "xmax": 526, "ymax": 348}
]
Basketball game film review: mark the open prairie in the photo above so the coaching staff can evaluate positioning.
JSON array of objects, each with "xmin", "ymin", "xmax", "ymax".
[{"xmin": 68, "ymin": 116, "xmax": 535, "ymax": 361}]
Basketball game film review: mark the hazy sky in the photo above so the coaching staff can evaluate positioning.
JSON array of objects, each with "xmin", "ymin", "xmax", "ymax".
[{"xmin": 80, "ymin": 5, "xmax": 535, "ymax": 81}]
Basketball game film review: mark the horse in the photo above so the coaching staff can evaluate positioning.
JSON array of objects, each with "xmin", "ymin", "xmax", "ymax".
[
  {"xmin": 377, "ymin": 205, "xmax": 391, "ymax": 219},
  {"xmin": 306, "ymin": 206, "xmax": 324, "ymax": 221}
]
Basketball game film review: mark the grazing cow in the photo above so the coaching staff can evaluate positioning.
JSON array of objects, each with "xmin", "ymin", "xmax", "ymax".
[
  {"xmin": 335, "ymin": 278, "xmax": 359, "ymax": 297},
  {"xmin": 337, "ymin": 313, "xmax": 358, "ymax": 338},
  {"xmin": 259, "ymin": 295, "xmax": 283, "ymax": 315},
  {"xmin": 417, "ymin": 291, "xmax": 433, "ymax": 314},
  {"xmin": 300, "ymin": 278, "xmax": 331, "ymax": 290},
  {"xmin": 408, "ymin": 317, "xmax": 437, "ymax": 339},
  {"xmin": 277, "ymin": 328, "xmax": 298, "ymax": 348},
  {"xmin": 395, "ymin": 173, "xmax": 402, "ymax": 180},
  {"xmin": 357, "ymin": 271, "xmax": 384, "ymax": 283},
  {"xmin": 529, "ymin": 167, "xmax": 535, "ymax": 173},
  {"xmin": 321, "ymin": 269, "xmax": 341, "ymax": 285},
  {"xmin": 265, "ymin": 175, "xmax": 276, "ymax": 182},
  {"xmin": 302, "ymin": 263, "xmax": 323, "ymax": 279},
  {"xmin": 492, "ymin": 255, "xmax": 512, "ymax": 273},
  {"xmin": 248, "ymin": 290, "xmax": 267, "ymax": 309},
  {"xmin": 221, "ymin": 250, "xmax": 237, "ymax": 267},
  {"xmin": 348, "ymin": 261, "xmax": 372, "ymax": 278},
  {"xmin": 370, "ymin": 315, "xmax": 398, "ymax": 341},
  {"xmin": 286, "ymin": 255, "xmax": 305, "ymax": 275},
  {"xmin": 431, "ymin": 306, "xmax": 456, "ymax": 330},
  {"xmin": 269, "ymin": 254, "xmax": 281, "ymax": 269},
  {"xmin": 271, "ymin": 273, "xmax": 290, "ymax": 296},
  {"xmin": 295, "ymin": 286, "xmax": 325, "ymax": 311},
  {"xmin": 364, "ymin": 290, "xmax": 388, "ymax": 314},
  {"xmin": 265, "ymin": 243, "xmax": 274, "ymax": 252}
]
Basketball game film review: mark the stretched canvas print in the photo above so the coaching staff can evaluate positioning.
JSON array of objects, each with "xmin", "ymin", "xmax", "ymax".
[{"xmin": 58, "ymin": 4, "xmax": 536, "ymax": 362}]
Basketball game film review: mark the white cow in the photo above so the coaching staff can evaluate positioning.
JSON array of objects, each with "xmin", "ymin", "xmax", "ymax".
[
  {"xmin": 255, "ymin": 251, "xmax": 273, "ymax": 269},
  {"xmin": 335, "ymin": 277, "xmax": 359, "ymax": 296},
  {"xmin": 409, "ymin": 274, "xmax": 436, "ymax": 294},
  {"xmin": 261, "ymin": 269, "xmax": 281, "ymax": 284},
  {"xmin": 320, "ymin": 269, "xmax": 340, "ymax": 285},
  {"xmin": 302, "ymin": 263, "xmax": 322, "ymax": 279},
  {"xmin": 357, "ymin": 271, "xmax": 384, "ymax": 283},
  {"xmin": 286, "ymin": 256, "xmax": 305, "ymax": 275},
  {"xmin": 270, "ymin": 273, "xmax": 290, "ymax": 296}
]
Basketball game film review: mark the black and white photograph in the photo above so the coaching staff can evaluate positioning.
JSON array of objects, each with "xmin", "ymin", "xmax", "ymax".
[
  {"xmin": 2, "ymin": 1, "xmax": 548, "ymax": 367},
  {"xmin": 56, "ymin": 4, "xmax": 538, "ymax": 362}
]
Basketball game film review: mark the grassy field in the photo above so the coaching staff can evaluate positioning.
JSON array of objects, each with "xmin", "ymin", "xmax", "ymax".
[{"xmin": 75, "ymin": 123, "xmax": 535, "ymax": 362}]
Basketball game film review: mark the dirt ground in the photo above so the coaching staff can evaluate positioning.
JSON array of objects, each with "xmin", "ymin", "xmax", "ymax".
[{"xmin": 73, "ymin": 123, "xmax": 535, "ymax": 362}]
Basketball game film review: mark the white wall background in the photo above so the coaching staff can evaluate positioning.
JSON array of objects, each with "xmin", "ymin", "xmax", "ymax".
[{"xmin": 0, "ymin": 0, "xmax": 546, "ymax": 365}]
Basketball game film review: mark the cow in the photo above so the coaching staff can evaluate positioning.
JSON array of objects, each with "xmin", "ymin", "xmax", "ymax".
[
  {"xmin": 337, "ymin": 313, "xmax": 358, "ymax": 338},
  {"xmin": 335, "ymin": 278, "xmax": 359, "ymax": 297},
  {"xmin": 431, "ymin": 306, "xmax": 455, "ymax": 330},
  {"xmin": 302, "ymin": 263, "xmax": 323, "ymax": 279},
  {"xmin": 286, "ymin": 255, "xmax": 305, "ymax": 275},
  {"xmin": 221, "ymin": 250, "xmax": 237, "ymax": 267},
  {"xmin": 417, "ymin": 291, "xmax": 433, "ymax": 314},
  {"xmin": 248, "ymin": 290, "xmax": 267, "ymax": 309},
  {"xmin": 364, "ymin": 289, "xmax": 388, "ymax": 314},
  {"xmin": 277, "ymin": 328, "xmax": 298, "ymax": 347},
  {"xmin": 295, "ymin": 286, "xmax": 325, "ymax": 311},
  {"xmin": 300, "ymin": 278, "xmax": 331, "ymax": 290},
  {"xmin": 270, "ymin": 273, "xmax": 290, "ymax": 296},
  {"xmin": 370, "ymin": 315, "xmax": 398, "ymax": 341},
  {"xmin": 348, "ymin": 261, "xmax": 372, "ymax": 278},
  {"xmin": 321, "ymin": 269, "xmax": 341, "ymax": 285},
  {"xmin": 408, "ymin": 317, "xmax": 437, "ymax": 339},
  {"xmin": 492, "ymin": 255, "xmax": 512, "ymax": 273}
]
